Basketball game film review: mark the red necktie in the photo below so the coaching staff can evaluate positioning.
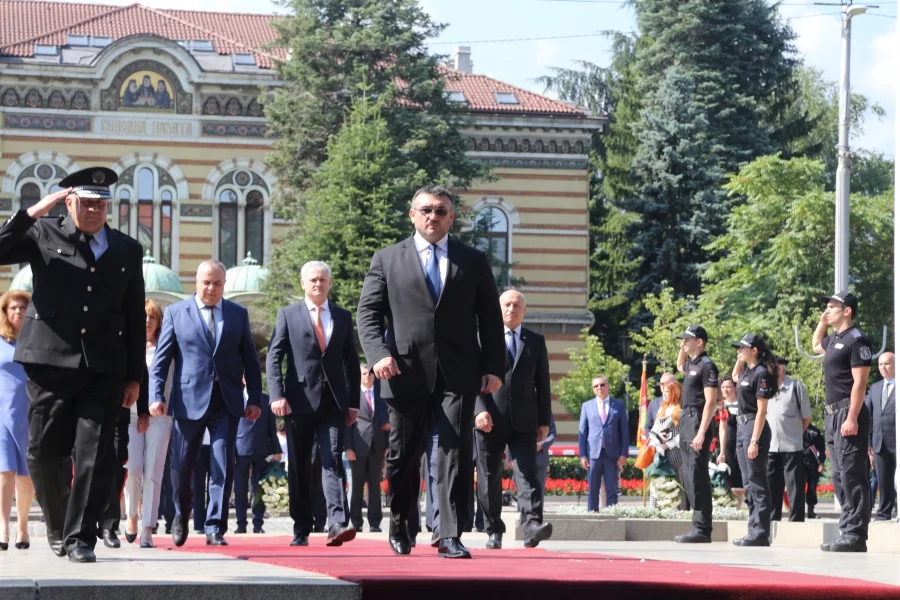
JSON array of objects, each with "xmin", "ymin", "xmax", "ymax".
[{"xmin": 313, "ymin": 306, "xmax": 326, "ymax": 352}]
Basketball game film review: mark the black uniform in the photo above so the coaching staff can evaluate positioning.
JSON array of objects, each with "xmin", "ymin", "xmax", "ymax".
[
  {"xmin": 803, "ymin": 424, "xmax": 827, "ymax": 515},
  {"xmin": 678, "ymin": 352, "xmax": 719, "ymax": 537},
  {"xmin": 822, "ymin": 326, "xmax": 872, "ymax": 544},
  {"xmin": 735, "ymin": 363, "xmax": 776, "ymax": 541},
  {"xmin": 0, "ymin": 180, "xmax": 144, "ymax": 556}
]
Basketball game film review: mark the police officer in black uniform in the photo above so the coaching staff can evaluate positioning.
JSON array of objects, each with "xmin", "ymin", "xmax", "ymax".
[
  {"xmin": 730, "ymin": 334, "xmax": 778, "ymax": 546},
  {"xmin": 813, "ymin": 291, "xmax": 872, "ymax": 552},
  {"xmin": 803, "ymin": 423, "xmax": 827, "ymax": 518},
  {"xmin": 674, "ymin": 325, "xmax": 719, "ymax": 543},
  {"xmin": 0, "ymin": 168, "xmax": 145, "ymax": 563}
]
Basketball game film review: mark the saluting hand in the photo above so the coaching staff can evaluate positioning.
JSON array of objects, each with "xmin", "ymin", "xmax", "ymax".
[
  {"xmin": 27, "ymin": 187, "xmax": 72, "ymax": 219},
  {"xmin": 244, "ymin": 404, "xmax": 261, "ymax": 421},
  {"xmin": 121, "ymin": 381, "xmax": 139, "ymax": 409}
]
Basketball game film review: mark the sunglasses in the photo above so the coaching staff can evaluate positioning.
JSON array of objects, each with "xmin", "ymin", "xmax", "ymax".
[{"xmin": 413, "ymin": 207, "xmax": 450, "ymax": 218}]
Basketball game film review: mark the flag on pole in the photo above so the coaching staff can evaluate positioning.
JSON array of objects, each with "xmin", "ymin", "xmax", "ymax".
[{"xmin": 637, "ymin": 358, "xmax": 649, "ymax": 449}]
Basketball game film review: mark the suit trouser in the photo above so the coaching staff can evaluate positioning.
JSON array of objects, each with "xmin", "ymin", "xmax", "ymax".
[
  {"xmin": 157, "ymin": 445, "xmax": 175, "ymax": 528},
  {"xmin": 536, "ymin": 463, "xmax": 549, "ymax": 496},
  {"xmin": 24, "ymin": 364, "xmax": 124, "ymax": 554},
  {"xmin": 309, "ymin": 445, "xmax": 327, "ymax": 531},
  {"xmin": 767, "ymin": 450, "xmax": 806, "ymax": 522},
  {"xmin": 678, "ymin": 408, "xmax": 714, "ymax": 537},
  {"xmin": 873, "ymin": 449, "xmax": 897, "ymax": 520},
  {"xmin": 736, "ymin": 421, "xmax": 772, "ymax": 540},
  {"xmin": 826, "ymin": 405, "xmax": 871, "ymax": 542},
  {"xmin": 171, "ymin": 385, "xmax": 239, "ymax": 536},
  {"xmin": 191, "ymin": 445, "xmax": 210, "ymax": 532},
  {"xmin": 350, "ymin": 447, "xmax": 384, "ymax": 529},
  {"xmin": 124, "ymin": 416, "xmax": 173, "ymax": 528},
  {"xmin": 386, "ymin": 381, "xmax": 475, "ymax": 539},
  {"xmin": 476, "ymin": 419, "xmax": 543, "ymax": 534},
  {"xmin": 421, "ymin": 424, "xmax": 439, "ymax": 535},
  {"xmin": 805, "ymin": 462, "xmax": 821, "ymax": 510},
  {"xmin": 587, "ymin": 453, "xmax": 619, "ymax": 511},
  {"xmin": 234, "ymin": 454, "xmax": 268, "ymax": 530},
  {"xmin": 285, "ymin": 393, "xmax": 349, "ymax": 535},
  {"xmin": 99, "ymin": 417, "xmax": 130, "ymax": 532}
]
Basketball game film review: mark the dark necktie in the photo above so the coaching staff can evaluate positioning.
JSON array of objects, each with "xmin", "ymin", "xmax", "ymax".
[
  {"xmin": 83, "ymin": 233, "xmax": 95, "ymax": 260},
  {"xmin": 507, "ymin": 330, "xmax": 517, "ymax": 365},
  {"xmin": 882, "ymin": 381, "xmax": 892, "ymax": 411},
  {"xmin": 204, "ymin": 305, "xmax": 217, "ymax": 348},
  {"xmin": 426, "ymin": 244, "xmax": 442, "ymax": 302}
]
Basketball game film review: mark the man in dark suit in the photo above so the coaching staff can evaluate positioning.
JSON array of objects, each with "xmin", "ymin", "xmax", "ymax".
[
  {"xmin": 865, "ymin": 352, "xmax": 896, "ymax": 521},
  {"xmin": 0, "ymin": 168, "xmax": 144, "ymax": 562},
  {"xmin": 643, "ymin": 373, "xmax": 675, "ymax": 441},
  {"xmin": 579, "ymin": 376, "xmax": 630, "ymax": 510},
  {"xmin": 475, "ymin": 290, "xmax": 553, "ymax": 549},
  {"xmin": 357, "ymin": 185, "xmax": 505, "ymax": 559},
  {"xmin": 267, "ymin": 261, "xmax": 361, "ymax": 547},
  {"xmin": 346, "ymin": 365, "xmax": 390, "ymax": 532},
  {"xmin": 803, "ymin": 423, "xmax": 827, "ymax": 518},
  {"xmin": 234, "ymin": 388, "xmax": 281, "ymax": 534},
  {"xmin": 151, "ymin": 259, "xmax": 262, "ymax": 547}
]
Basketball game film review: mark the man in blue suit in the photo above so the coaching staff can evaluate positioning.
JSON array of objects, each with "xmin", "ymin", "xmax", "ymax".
[
  {"xmin": 234, "ymin": 388, "xmax": 281, "ymax": 534},
  {"xmin": 151, "ymin": 259, "xmax": 262, "ymax": 547},
  {"xmin": 579, "ymin": 376, "xmax": 629, "ymax": 510}
]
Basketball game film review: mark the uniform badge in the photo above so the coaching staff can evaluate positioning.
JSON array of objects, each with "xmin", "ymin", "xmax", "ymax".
[
  {"xmin": 835, "ymin": 343, "xmax": 844, "ymax": 349},
  {"xmin": 690, "ymin": 370, "xmax": 698, "ymax": 376},
  {"xmin": 859, "ymin": 346, "xmax": 872, "ymax": 361},
  {"xmin": 741, "ymin": 381, "xmax": 750, "ymax": 387},
  {"xmin": 92, "ymin": 170, "xmax": 105, "ymax": 184}
]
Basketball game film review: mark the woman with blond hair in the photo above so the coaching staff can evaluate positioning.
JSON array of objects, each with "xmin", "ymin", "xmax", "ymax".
[
  {"xmin": 123, "ymin": 299, "xmax": 174, "ymax": 548},
  {"xmin": 647, "ymin": 379, "xmax": 687, "ymax": 509},
  {"xmin": 0, "ymin": 290, "xmax": 33, "ymax": 550}
]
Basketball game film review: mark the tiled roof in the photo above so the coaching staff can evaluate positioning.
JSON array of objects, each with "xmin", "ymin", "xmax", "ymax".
[{"xmin": 0, "ymin": 0, "xmax": 585, "ymax": 116}]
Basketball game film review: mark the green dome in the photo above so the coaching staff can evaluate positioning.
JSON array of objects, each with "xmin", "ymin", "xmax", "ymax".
[
  {"xmin": 9, "ymin": 265, "xmax": 33, "ymax": 293},
  {"xmin": 142, "ymin": 252, "xmax": 185, "ymax": 293},
  {"xmin": 225, "ymin": 253, "xmax": 269, "ymax": 294}
]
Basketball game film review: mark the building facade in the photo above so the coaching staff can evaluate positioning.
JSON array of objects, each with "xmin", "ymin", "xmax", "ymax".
[{"xmin": 0, "ymin": 1, "xmax": 603, "ymax": 439}]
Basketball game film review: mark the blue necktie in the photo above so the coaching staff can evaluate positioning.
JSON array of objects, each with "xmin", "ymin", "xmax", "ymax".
[
  {"xmin": 507, "ymin": 330, "xmax": 516, "ymax": 365},
  {"xmin": 426, "ymin": 243, "xmax": 442, "ymax": 302}
]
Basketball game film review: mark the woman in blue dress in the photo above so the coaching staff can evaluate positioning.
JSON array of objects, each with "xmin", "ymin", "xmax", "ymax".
[{"xmin": 0, "ymin": 289, "xmax": 33, "ymax": 550}]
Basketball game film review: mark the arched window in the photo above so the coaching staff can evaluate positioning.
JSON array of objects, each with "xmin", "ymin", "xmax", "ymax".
[
  {"xmin": 112, "ymin": 163, "xmax": 178, "ymax": 267},
  {"xmin": 474, "ymin": 206, "xmax": 509, "ymax": 264},
  {"xmin": 136, "ymin": 167, "xmax": 154, "ymax": 258},
  {"xmin": 16, "ymin": 163, "xmax": 69, "ymax": 217},
  {"xmin": 160, "ymin": 189, "xmax": 173, "ymax": 268},
  {"xmin": 118, "ymin": 190, "xmax": 131, "ymax": 236},
  {"xmin": 215, "ymin": 170, "xmax": 269, "ymax": 268}
]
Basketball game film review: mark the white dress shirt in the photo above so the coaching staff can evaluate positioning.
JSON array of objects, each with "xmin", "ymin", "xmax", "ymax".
[
  {"xmin": 194, "ymin": 294, "xmax": 224, "ymax": 342},
  {"xmin": 304, "ymin": 297, "xmax": 333, "ymax": 347},
  {"xmin": 87, "ymin": 227, "xmax": 109, "ymax": 260},
  {"xmin": 413, "ymin": 231, "xmax": 449, "ymax": 285},
  {"xmin": 595, "ymin": 396, "xmax": 610, "ymax": 420}
]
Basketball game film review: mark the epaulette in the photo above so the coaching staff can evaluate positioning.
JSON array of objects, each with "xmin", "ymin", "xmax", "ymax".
[{"xmin": 849, "ymin": 329, "xmax": 862, "ymax": 339}]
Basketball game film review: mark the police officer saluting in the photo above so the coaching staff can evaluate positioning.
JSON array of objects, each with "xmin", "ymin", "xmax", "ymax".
[
  {"xmin": 730, "ymin": 334, "xmax": 778, "ymax": 547},
  {"xmin": 674, "ymin": 325, "xmax": 719, "ymax": 543},
  {"xmin": 813, "ymin": 291, "xmax": 872, "ymax": 552},
  {"xmin": 0, "ymin": 168, "xmax": 144, "ymax": 562}
]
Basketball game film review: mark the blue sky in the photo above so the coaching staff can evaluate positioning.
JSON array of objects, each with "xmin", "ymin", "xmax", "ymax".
[{"xmin": 64, "ymin": 0, "xmax": 899, "ymax": 156}]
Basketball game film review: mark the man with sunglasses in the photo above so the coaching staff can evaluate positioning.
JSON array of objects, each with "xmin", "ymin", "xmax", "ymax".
[
  {"xmin": 0, "ymin": 167, "xmax": 145, "ymax": 562},
  {"xmin": 357, "ymin": 185, "xmax": 505, "ymax": 559}
]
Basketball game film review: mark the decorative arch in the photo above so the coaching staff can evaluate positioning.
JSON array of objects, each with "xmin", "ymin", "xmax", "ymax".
[
  {"xmin": 203, "ymin": 158, "xmax": 277, "ymax": 267},
  {"xmin": 2, "ymin": 150, "xmax": 81, "ymax": 195},
  {"xmin": 466, "ymin": 197, "xmax": 520, "ymax": 266}
]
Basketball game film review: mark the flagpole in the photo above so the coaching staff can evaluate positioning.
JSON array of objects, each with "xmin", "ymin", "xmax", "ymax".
[{"xmin": 637, "ymin": 356, "xmax": 649, "ymax": 507}]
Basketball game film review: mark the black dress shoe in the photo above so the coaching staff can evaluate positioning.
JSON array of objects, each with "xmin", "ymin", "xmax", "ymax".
[
  {"xmin": 430, "ymin": 531, "xmax": 441, "ymax": 548},
  {"xmin": 124, "ymin": 532, "xmax": 137, "ymax": 544},
  {"xmin": 370, "ymin": 525, "xmax": 382, "ymax": 533},
  {"xmin": 164, "ymin": 525, "xmax": 172, "ymax": 535},
  {"xmin": 234, "ymin": 526, "xmax": 248, "ymax": 534},
  {"xmin": 807, "ymin": 511, "xmax": 819, "ymax": 520},
  {"xmin": 732, "ymin": 535, "xmax": 769, "ymax": 547},
  {"xmin": 253, "ymin": 527, "xmax": 264, "ymax": 534},
  {"xmin": 152, "ymin": 525, "xmax": 159, "ymax": 535},
  {"xmin": 15, "ymin": 539, "xmax": 30, "ymax": 550},
  {"xmin": 47, "ymin": 532, "xmax": 66, "ymax": 557},
  {"xmin": 388, "ymin": 522, "xmax": 411, "ymax": 555},
  {"xmin": 675, "ymin": 531, "xmax": 712, "ymax": 544},
  {"xmin": 68, "ymin": 547, "xmax": 96, "ymax": 563},
  {"xmin": 313, "ymin": 526, "xmax": 327, "ymax": 533},
  {"xmin": 523, "ymin": 521, "xmax": 553, "ymax": 548},
  {"xmin": 0, "ymin": 541, "xmax": 6, "ymax": 551},
  {"xmin": 830, "ymin": 537, "xmax": 867, "ymax": 552},
  {"xmin": 438, "ymin": 537, "xmax": 471, "ymax": 559},
  {"xmin": 206, "ymin": 533, "xmax": 228, "ymax": 546},
  {"xmin": 486, "ymin": 533, "xmax": 502, "ymax": 549},
  {"xmin": 101, "ymin": 529, "xmax": 121, "ymax": 548},
  {"xmin": 326, "ymin": 523, "xmax": 357, "ymax": 547},
  {"xmin": 172, "ymin": 517, "xmax": 188, "ymax": 547},
  {"xmin": 290, "ymin": 534, "xmax": 309, "ymax": 546}
]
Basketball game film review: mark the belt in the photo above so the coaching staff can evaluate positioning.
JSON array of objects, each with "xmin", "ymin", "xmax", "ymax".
[
  {"xmin": 824, "ymin": 398, "xmax": 851, "ymax": 415},
  {"xmin": 737, "ymin": 413, "xmax": 756, "ymax": 425}
]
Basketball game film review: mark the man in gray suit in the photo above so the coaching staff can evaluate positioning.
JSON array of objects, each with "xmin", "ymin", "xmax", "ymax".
[
  {"xmin": 865, "ymin": 352, "xmax": 896, "ymax": 521},
  {"xmin": 346, "ymin": 365, "xmax": 390, "ymax": 532}
]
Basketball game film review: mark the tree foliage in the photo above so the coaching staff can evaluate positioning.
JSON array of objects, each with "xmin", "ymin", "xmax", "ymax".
[{"xmin": 554, "ymin": 332, "xmax": 633, "ymax": 416}]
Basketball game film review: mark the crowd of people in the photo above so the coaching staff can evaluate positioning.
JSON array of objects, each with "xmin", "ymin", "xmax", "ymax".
[{"xmin": 0, "ymin": 175, "xmax": 556, "ymax": 562}]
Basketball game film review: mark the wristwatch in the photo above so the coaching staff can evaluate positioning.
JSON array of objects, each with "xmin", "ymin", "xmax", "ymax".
[{"xmin": 750, "ymin": 439, "xmax": 759, "ymax": 446}]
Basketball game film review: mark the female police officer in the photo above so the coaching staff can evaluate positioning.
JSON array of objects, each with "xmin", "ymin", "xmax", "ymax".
[{"xmin": 730, "ymin": 333, "xmax": 778, "ymax": 547}]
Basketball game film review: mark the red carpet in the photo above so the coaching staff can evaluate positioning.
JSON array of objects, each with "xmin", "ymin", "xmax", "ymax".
[{"xmin": 163, "ymin": 536, "xmax": 898, "ymax": 600}]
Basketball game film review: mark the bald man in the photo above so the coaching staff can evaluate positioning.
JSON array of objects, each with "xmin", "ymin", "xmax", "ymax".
[
  {"xmin": 474, "ymin": 290, "xmax": 553, "ymax": 549},
  {"xmin": 865, "ymin": 352, "xmax": 896, "ymax": 521}
]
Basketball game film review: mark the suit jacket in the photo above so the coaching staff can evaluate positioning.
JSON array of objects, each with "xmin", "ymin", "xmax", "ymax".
[
  {"xmin": 865, "ymin": 379, "xmax": 896, "ymax": 454},
  {"xmin": 536, "ymin": 416, "xmax": 557, "ymax": 468},
  {"xmin": 346, "ymin": 384, "xmax": 389, "ymax": 457},
  {"xmin": 475, "ymin": 326, "xmax": 551, "ymax": 433},
  {"xmin": 266, "ymin": 300, "xmax": 360, "ymax": 414},
  {"xmin": 643, "ymin": 396, "xmax": 663, "ymax": 439},
  {"xmin": 237, "ymin": 393, "xmax": 281, "ymax": 457},
  {"xmin": 356, "ymin": 235, "xmax": 505, "ymax": 398},
  {"xmin": 150, "ymin": 296, "xmax": 262, "ymax": 420},
  {"xmin": 579, "ymin": 397, "xmax": 629, "ymax": 460},
  {"xmin": 0, "ymin": 210, "xmax": 144, "ymax": 382}
]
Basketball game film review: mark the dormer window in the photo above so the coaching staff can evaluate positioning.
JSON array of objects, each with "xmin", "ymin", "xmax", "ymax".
[
  {"xmin": 233, "ymin": 53, "xmax": 256, "ymax": 66},
  {"xmin": 445, "ymin": 91, "xmax": 467, "ymax": 103},
  {"xmin": 494, "ymin": 92, "xmax": 519, "ymax": 105},
  {"xmin": 92, "ymin": 36, "xmax": 112, "ymax": 47},
  {"xmin": 34, "ymin": 44, "xmax": 59, "ymax": 56},
  {"xmin": 192, "ymin": 40, "xmax": 214, "ymax": 52},
  {"xmin": 67, "ymin": 34, "xmax": 89, "ymax": 46}
]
